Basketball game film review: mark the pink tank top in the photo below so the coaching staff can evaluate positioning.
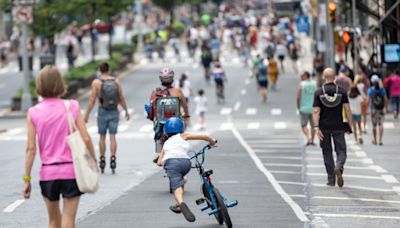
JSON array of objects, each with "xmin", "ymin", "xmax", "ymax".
[{"xmin": 28, "ymin": 98, "xmax": 79, "ymax": 181}]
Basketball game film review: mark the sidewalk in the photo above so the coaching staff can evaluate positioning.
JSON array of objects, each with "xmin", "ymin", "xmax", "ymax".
[{"xmin": 78, "ymin": 131, "xmax": 303, "ymax": 227}]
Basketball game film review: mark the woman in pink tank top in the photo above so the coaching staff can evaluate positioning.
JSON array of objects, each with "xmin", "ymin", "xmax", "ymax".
[{"xmin": 23, "ymin": 65, "xmax": 97, "ymax": 228}]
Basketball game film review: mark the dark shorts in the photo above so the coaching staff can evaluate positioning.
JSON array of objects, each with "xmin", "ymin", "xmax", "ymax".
[
  {"xmin": 300, "ymin": 112, "xmax": 313, "ymax": 128},
  {"xmin": 97, "ymin": 108, "xmax": 119, "ymax": 135},
  {"xmin": 352, "ymin": 114, "xmax": 362, "ymax": 122},
  {"xmin": 214, "ymin": 78, "xmax": 224, "ymax": 87},
  {"xmin": 258, "ymin": 80, "xmax": 268, "ymax": 88},
  {"xmin": 164, "ymin": 158, "xmax": 191, "ymax": 192},
  {"xmin": 278, "ymin": 55, "xmax": 285, "ymax": 61},
  {"xmin": 371, "ymin": 110, "xmax": 384, "ymax": 127},
  {"xmin": 40, "ymin": 179, "xmax": 83, "ymax": 201}
]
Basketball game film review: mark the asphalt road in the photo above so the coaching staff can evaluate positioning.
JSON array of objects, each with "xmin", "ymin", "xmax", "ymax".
[{"xmin": 1, "ymin": 36, "xmax": 400, "ymax": 227}]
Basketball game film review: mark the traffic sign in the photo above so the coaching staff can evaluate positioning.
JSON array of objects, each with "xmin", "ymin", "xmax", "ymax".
[{"xmin": 14, "ymin": 6, "xmax": 33, "ymax": 24}]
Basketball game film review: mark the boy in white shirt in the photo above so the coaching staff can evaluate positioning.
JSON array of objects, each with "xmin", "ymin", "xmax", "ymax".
[{"xmin": 194, "ymin": 89, "xmax": 207, "ymax": 130}]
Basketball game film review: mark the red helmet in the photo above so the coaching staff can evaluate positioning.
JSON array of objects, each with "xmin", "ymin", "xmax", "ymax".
[{"xmin": 159, "ymin": 67, "xmax": 174, "ymax": 84}]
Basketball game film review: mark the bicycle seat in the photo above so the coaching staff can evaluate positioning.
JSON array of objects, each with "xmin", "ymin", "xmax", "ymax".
[{"xmin": 203, "ymin": 169, "xmax": 213, "ymax": 177}]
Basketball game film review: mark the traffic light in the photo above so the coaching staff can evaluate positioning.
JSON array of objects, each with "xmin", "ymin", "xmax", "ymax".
[{"xmin": 328, "ymin": 1, "xmax": 336, "ymax": 24}]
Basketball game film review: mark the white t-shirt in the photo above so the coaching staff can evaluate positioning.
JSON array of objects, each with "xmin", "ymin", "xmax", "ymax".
[
  {"xmin": 162, "ymin": 134, "xmax": 190, "ymax": 164},
  {"xmin": 194, "ymin": 96, "xmax": 207, "ymax": 114},
  {"xmin": 276, "ymin": 44, "xmax": 287, "ymax": 56},
  {"xmin": 349, "ymin": 95, "xmax": 363, "ymax": 115},
  {"xmin": 175, "ymin": 80, "xmax": 192, "ymax": 98}
]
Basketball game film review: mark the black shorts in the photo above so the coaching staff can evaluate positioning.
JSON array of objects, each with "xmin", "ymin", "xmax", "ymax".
[
  {"xmin": 214, "ymin": 78, "xmax": 224, "ymax": 87},
  {"xmin": 258, "ymin": 80, "xmax": 268, "ymax": 88},
  {"xmin": 278, "ymin": 55, "xmax": 285, "ymax": 61},
  {"xmin": 40, "ymin": 179, "xmax": 83, "ymax": 201}
]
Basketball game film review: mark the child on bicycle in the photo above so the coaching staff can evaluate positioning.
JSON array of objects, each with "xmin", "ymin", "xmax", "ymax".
[{"xmin": 157, "ymin": 117, "xmax": 217, "ymax": 222}]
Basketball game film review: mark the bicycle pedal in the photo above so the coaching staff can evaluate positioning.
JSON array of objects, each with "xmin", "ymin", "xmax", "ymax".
[
  {"xmin": 227, "ymin": 200, "xmax": 238, "ymax": 208},
  {"xmin": 196, "ymin": 198, "xmax": 205, "ymax": 205}
]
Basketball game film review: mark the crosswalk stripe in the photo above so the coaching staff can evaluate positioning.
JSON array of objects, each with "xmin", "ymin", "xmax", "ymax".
[
  {"xmin": 241, "ymin": 89, "xmax": 247, "ymax": 95},
  {"xmin": 382, "ymin": 175, "xmax": 399, "ymax": 183},
  {"xmin": 88, "ymin": 126, "xmax": 98, "ymax": 134},
  {"xmin": 246, "ymin": 108, "xmax": 257, "ymax": 115},
  {"xmin": 220, "ymin": 108, "xmax": 232, "ymax": 115},
  {"xmin": 234, "ymin": 102, "xmax": 241, "ymax": 111},
  {"xmin": 383, "ymin": 122, "xmax": 395, "ymax": 129},
  {"xmin": 247, "ymin": 122, "xmax": 260, "ymax": 129},
  {"xmin": 119, "ymin": 124, "xmax": 129, "ymax": 132},
  {"xmin": 271, "ymin": 108, "xmax": 282, "ymax": 115},
  {"xmin": 139, "ymin": 124, "xmax": 153, "ymax": 133},
  {"xmin": 219, "ymin": 123, "xmax": 233, "ymax": 131},
  {"xmin": 274, "ymin": 122, "xmax": 287, "ymax": 129}
]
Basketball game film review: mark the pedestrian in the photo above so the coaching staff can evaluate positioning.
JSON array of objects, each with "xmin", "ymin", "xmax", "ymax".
[
  {"xmin": 156, "ymin": 117, "xmax": 217, "ymax": 223},
  {"xmin": 255, "ymin": 58, "xmax": 269, "ymax": 103},
  {"xmin": 64, "ymin": 31, "xmax": 77, "ymax": 69},
  {"xmin": 177, "ymin": 73, "xmax": 193, "ymax": 103},
  {"xmin": 384, "ymin": 69, "xmax": 400, "ymax": 119},
  {"xmin": 313, "ymin": 68, "xmax": 353, "ymax": 188},
  {"xmin": 24, "ymin": 65, "xmax": 97, "ymax": 227},
  {"xmin": 268, "ymin": 56, "xmax": 279, "ymax": 90},
  {"xmin": 349, "ymin": 86, "xmax": 364, "ymax": 144},
  {"xmin": 194, "ymin": 89, "xmax": 207, "ymax": 130},
  {"xmin": 200, "ymin": 43, "xmax": 213, "ymax": 82},
  {"xmin": 335, "ymin": 67, "xmax": 353, "ymax": 94},
  {"xmin": 354, "ymin": 74, "xmax": 370, "ymax": 133},
  {"xmin": 84, "ymin": 62, "xmax": 130, "ymax": 174},
  {"xmin": 313, "ymin": 51, "xmax": 325, "ymax": 87},
  {"xmin": 288, "ymin": 43, "xmax": 299, "ymax": 73},
  {"xmin": 276, "ymin": 41, "xmax": 286, "ymax": 73},
  {"xmin": 296, "ymin": 71, "xmax": 317, "ymax": 145},
  {"xmin": 367, "ymin": 75, "xmax": 389, "ymax": 145}
]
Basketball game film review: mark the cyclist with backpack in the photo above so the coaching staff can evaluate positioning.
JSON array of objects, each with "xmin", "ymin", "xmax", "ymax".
[
  {"xmin": 201, "ymin": 43, "xmax": 213, "ymax": 82},
  {"xmin": 255, "ymin": 58, "xmax": 269, "ymax": 103},
  {"xmin": 148, "ymin": 68, "xmax": 190, "ymax": 156},
  {"xmin": 156, "ymin": 117, "xmax": 217, "ymax": 222},
  {"xmin": 367, "ymin": 75, "xmax": 389, "ymax": 145},
  {"xmin": 84, "ymin": 62, "xmax": 130, "ymax": 174},
  {"xmin": 211, "ymin": 62, "xmax": 227, "ymax": 104}
]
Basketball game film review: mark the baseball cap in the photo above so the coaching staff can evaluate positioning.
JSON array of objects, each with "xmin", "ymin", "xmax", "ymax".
[{"xmin": 371, "ymin": 75, "xmax": 380, "ymax": 83}]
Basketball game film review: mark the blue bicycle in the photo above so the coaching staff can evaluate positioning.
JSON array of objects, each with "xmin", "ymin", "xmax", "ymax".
[{"xmin": 191, "ymin": 145, "xmax": 238, "ymax": 228}]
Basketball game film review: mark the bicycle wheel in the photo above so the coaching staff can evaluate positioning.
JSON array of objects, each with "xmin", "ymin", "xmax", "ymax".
[
  {"xmin": 202, "ymin": 184, "xmax": 223, "ymax": 224},
  {"xmin": 212, "ymin": 188, "xmax": 232, "ymax": 228}
]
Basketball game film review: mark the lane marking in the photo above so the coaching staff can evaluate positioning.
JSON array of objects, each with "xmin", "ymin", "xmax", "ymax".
[
  {"xmin": 248, "ymin": 139, "xmax": 299, "ymax": 144},
  {"xmin": 275, "ymin": 171, "xmax": 385, "ymax": 180},
  {"xmin": 241, "ymin": 89, "xmax": 247, "ymax": 95},
  {"xmin": 270, "ymin": 170, "xmax": 302, "ymax": 175},
  {"xmin": 139, "ymin": 124, "xmax": 153, "ymax": 133},
  {"xmin": 3, "ymin": 199, "xmax": 25, "ymax": 213},
  {"xmin": 216, "ymin": 180, "xmax": 241, "ymax": 184},
  {"xmin": 362, "ymin": 158, "xmax": 374, "ymax": 164},
  {"xmin": 232, "ymin": 57, "xmax": 240, "ymax": 64},
  {"xmin": 382, "ymin": 175, "xmax": 399, "ymax": 183},
  {"xmin": 220, "ymin": 108, "xmax": 232, "ymax": 115},
  {"xmin": 350, "ymin": 144, "xmax": 362, "ymax": 151},
  {"xmin": 311, "ymin": 213, "xmax": 400, "ymax": 220},
  {"xmin": 254, "ymin": 149, "xmax": 300, "ymax": 153},
  {"xmin": 354, "ymin": 151, "xmax": 367, "ymax": 157},
  {"xmin": 234, "ymin": 102, "xmax": 241, "ymax": 111},
  {"xmin": 271, "ymin": 108, "xmax": 282, "ymax": 116},
  {"xmin": 274, "ymin": 122, "xmax": 287, "ymax": 129},
  {"xmin": 247, "ymin": 122, "xmax": 260, "ymax": 130},
  {"xmin": 383, "ymin": 122, "xmax": 395, "ymax": 129},
  {"xmin": 245, "ymin": 79, "xmax": 250, "ymax": 85},
  {"xmin": 231, "ymin": 127, "xmax": 309, "ymax": 222},
  {"xmin": 246, "ymin": 108, "xmax": 257, "ymax": 115},
  {"xmin": 6, "ymin": 128, "xmax": 24, "ymax": 136},
  {"xmin": 259, "ymin": 156, "xmax": 302, "ymax": 160},
  {"xmin": 291, "ymin": 195, "xmax": 400, "ymax": 204},
  {"xmin": 279, "ymin": 181, "xmax": 396, "ymax": 192},
  {"xmin": 369, "ymin": 165, "xmax": 388, "ymax": 173},
  {"xmin": 264, "ymin": 163, "xmax": 303, "ymax": 167},
  {"xmin": 118, "ymin": 124, "xmax": 129, "ymax": 132},
  {"xmin": 219, "ymin": 123, "xmax": 233, "ymax": 131}
]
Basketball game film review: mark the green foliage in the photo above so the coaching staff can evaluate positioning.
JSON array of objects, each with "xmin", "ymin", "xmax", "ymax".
[
  {"xmin": 16, "ymin": 80, "xmax": 36, "ymax": 98},
  {"xmin": 112, "ymin": 44, "xmax": 134, "ymax": 54},
  {"xmin": 172, "ymin": 21, "xmax": 185, "ymax": 35},
  {"xmin": 64, "ymin": 61, "xmax": 100, "ymax": 81},
  {"xmin": 0, "ymin": 0, "xmax": 11, "ymax": 10}
]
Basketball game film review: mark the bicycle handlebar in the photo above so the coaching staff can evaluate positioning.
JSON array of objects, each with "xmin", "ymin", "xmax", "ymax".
[{"xmin": 190, "ymin": 142, "xmax": 217, "ymax": 167}]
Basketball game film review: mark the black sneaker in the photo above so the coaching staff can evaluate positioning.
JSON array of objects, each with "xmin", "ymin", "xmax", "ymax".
[
  {"xmin": 179, "ymin": 202, "xmax": 196, "ymax": 222},
  {"xmin": 169, "ymin": 204, "xmax": 181, "ymax": 214},
  {"xmin": 326, "ymin": 182, "xmax": 335, "ymax": 187},
  {"xmin": 335, "ymin": 168, "xmax": 344, "ymax": 188},
  {"xmin": 99, "ymin": 156, "xmax": 106, "ymax": 174}
]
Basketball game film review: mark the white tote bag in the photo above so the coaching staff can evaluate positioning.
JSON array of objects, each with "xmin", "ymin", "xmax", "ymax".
[{"xmin": 64, "ymin": 100, "xmax": 99, "ymax": 193}]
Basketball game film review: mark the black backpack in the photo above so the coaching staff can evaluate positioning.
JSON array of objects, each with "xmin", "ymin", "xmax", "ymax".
[
  {"xmin": 100, "ymin": 78, "xmax": 119, "ymax": 110},
  {"xmin": 372, "ymin": 91, "xmax": 384, "ymax": 110}
]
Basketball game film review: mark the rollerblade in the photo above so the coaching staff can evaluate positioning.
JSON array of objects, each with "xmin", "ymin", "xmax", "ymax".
[
  {"xmin": 99, "ymin": 156, "xmax": 106, "ymax": 174},
  {"xmin": 110, "ymin": 156, "xmax": 117, "ymax": 174}
]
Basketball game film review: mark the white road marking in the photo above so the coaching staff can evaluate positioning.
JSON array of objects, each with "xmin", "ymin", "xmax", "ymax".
[
  {"xmin": 253, "ymin": 149, "xmax": 299, "ymax": 153},
  {"xmin": 3, "ymin": 199, "xmax": 25, "ymax": 213},
  {"xmin": 264, "ymin": 163, "xmax": 303, "ymax": 168},
  {"xmin": 279, "ymin": 181, "xmax": 396, "ymax": 192},
  {"xmin": 241, "ymin": 89, "xmax": 247, "ymax": 95},
  {"xmin": 382, "ymin": 175, "xmax": 399, "ymax": 183},
  {"xmin": 231, "ymin": 127, "xmax": 309, "ymax": 222},
  {"xmin": 291, "ymin": 194, "xmax": 400, "ymax": 204},
  {"xmin": 274, "ymin": 170, "xmax": 384, "ymax": 180},
  {"xmin": 354, "ymin": 151, "xmax": 367, "ymax": 157},
  {"xmin": 193, "ymin": 63, "xmax": 199, "ymax": 69},
  {"xmin": 139, "ymin": 124, "xmax": 153, "ymax": 133},
  {"xmin": 232, "ymin": 57, "xmax": 240, "ymax": 64},
  {"xmin": 220, "ymin": 108, "xmax": 232, "ymax": 115},
  {"xmin": 383, "ymin": 122, "xmax": 395, "ymax": 129},
  {"xmin": 246, "ymin": 108, "xmax": 257, "ymax": 115},
  {"xmin": 259, "ymin": 156, "xmax": 301, "ymax": 160},
  {"xmin": 234, "ymin": 102, "xmax": 241, "ymax": 111},
  {"xmin": 271, "ymin": 108, "xmax": 282, "ymax": 115},
  {"xmin": 216, "ymin": 180, "xmax": 241, "ymax": 184},
  {"xmin": 118, "ymin": 133, "xmax": 153, "ymax": 139},
  {"xmin": 311, "ymin": 213, "xmax": 400, "ymax": 220},
  {"xmin": 369, "ymin": 165, "xmax": 388, "ymax": 173},
  {"xmin": 248, "ymin": 139, "xmax": 299, "ymax": 144},
  {"xmin": 118, "ymin": 124, "xmax": 129, "ymax": 132},
  {"xmin": 88, "ymin": 126, "xmax": 98, "ymax": 134},
  {"xmin": 6, "ymin": 128, "xmax": 24, "ymax": 136},
  {"xmin": 362, "ymin": 158, "xmax": 374, "ymax": 164},
  {"xmin": 247, "ymin": 122, "xmax": 260, "ymax": 130},
  {"xmin": 245, "ymin": 79, "xmax": 250, "ymax": 85},
  {"xmin": 274, "ymin": 122, "xmax": 287, "ymax": 129},
  {"xmin": 270, "ymin": 170, "xmax": 302, "ymax": 175},
  {"xmin": 219, "ymin": 123, "xmax": 233, "ymax": 131},
  {"xmin": 350, "ymin": 144, "xmax": 362, "ymax": 151},
  {"xmin": 308, "ymin": 164, "xmax": 383, "ymax": 172}
]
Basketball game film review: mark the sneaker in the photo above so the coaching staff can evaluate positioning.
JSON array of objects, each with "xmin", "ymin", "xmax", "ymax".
[
  {"xmin": 359, "ymin": 138, "xmax": 363, "ymax": 145},
  {"xmin": 326, "ymin": 182, "xmax": 335, "ymax": 187},
  {"xmin": 335, "ymin": 168, "xmax": 344, "ymax": 188},
  {"xmin": 179, "ymin": 202, "xmax": 196, "ymax": 222},
  {"xmin": 169, "ymin": 204, "xmax": 181, "ymax": 214}
]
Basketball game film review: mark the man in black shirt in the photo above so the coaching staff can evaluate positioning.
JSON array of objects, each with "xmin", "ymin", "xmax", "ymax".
[{"xmin": 313, "ymin": 68, "xmax": 353, "ymax": 188}]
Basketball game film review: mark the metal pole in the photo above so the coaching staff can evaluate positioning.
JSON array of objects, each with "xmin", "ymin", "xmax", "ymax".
[
  {"xmin": 21, "ymin": 23, "xmax": 32, "ymax": 111},
  {"xmin": 325, "ymin": 0, "xmax": 335, "ymax": 68},
  {"xmin": 352, "ymin": 0, "xmax": 359, "ymax": 74}
]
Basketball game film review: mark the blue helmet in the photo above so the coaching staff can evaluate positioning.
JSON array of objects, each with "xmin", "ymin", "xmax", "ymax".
[{"xmin": 164, "ymin": 117, "xmax": 185, "ymax": 134}]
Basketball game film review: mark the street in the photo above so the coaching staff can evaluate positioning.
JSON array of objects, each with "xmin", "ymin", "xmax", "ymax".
[{"xmin": 1, "ymin": 43, "xmax": 400, "ymax": 227}]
